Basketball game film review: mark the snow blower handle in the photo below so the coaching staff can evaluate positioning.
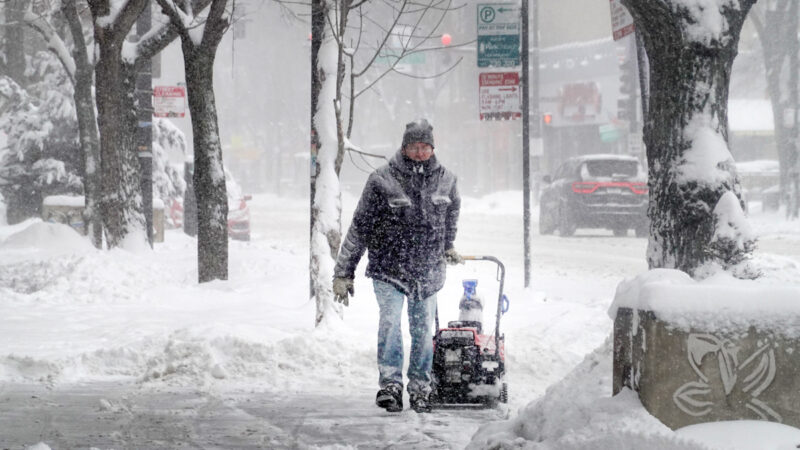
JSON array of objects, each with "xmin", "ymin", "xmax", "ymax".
[{"xmin": 459, "ymin": 255, "xmax": 507, "ymax": 360}]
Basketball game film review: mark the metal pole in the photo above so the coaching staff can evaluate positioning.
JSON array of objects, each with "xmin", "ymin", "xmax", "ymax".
[
  {"xmin": 634, "ymin": 32, "xmax": 649, "ymax": 129},
  {"xmin": 521, "ymin": 0, "xmax": 531, "ymax": 287},
  {"xmin": 136, "ymin": 2, "xmax": 153, "ymax": 246}
]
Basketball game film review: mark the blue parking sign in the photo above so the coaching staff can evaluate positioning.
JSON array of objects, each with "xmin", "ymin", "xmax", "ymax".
[{"xmin": 477, "ymin": 3, "xmax": 520, "ymax": 67}]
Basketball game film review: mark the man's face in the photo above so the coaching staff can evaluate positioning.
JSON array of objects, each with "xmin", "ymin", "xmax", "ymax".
[{"xmin": 404, "ymin": 142, "xmax": 434, "ymax": 161}]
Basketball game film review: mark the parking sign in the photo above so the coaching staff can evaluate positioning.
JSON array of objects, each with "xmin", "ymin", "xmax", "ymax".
[{"xmin": 477, "ymin": 3, "xmax": 520, "ymax": 68}]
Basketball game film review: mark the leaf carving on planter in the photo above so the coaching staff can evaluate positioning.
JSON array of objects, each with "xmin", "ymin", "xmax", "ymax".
[
  {"xmin": 673, "ymin": 333, "xmax": 781, "ymax": 422},
  {"xmin": 673, "ymin": 381, "xmax": 714, "ymax": 416}
]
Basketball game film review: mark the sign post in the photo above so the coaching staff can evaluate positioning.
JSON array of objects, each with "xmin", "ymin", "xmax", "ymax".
[{"xmin": 477, "ymin": 3, "xmax": 520, "ymax": 67}]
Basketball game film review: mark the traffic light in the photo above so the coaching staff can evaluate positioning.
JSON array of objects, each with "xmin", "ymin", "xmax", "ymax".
[
  {"xmin": 618, "ymin": 97, "xmax": 635, "ymax": 122},
  {"xmin": 618, "ymin": 58, "xmax": 637, "ymax": 122},
  {"xmin": 542, "ymin": 112, "xmax": 553, "ymax": 126},
  {"xmin": 619, "ymin": 59, "xmax": 637, "ymax": 97}
]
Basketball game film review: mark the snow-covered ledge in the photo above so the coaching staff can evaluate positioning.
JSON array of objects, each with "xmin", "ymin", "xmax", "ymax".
[{"xmin": 610, "ymin": 269, "xmax": 800, "ymax": 430}]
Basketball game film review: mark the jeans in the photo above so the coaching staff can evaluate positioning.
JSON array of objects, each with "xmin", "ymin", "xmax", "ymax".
[{"xmin": 373, "ymin": 279, "xmax": 436, "ymax": 396}]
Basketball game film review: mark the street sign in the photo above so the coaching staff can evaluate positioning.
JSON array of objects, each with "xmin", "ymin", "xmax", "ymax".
[
  {"xmin": 599, "ymin": 123, "xmax": 622, "ymax": 143},
  {"xmin": 610, "ymin": 0, "xmax": 635, "ymax": 41},
  {"xmin": 479, "ymin": 72, "xmax": 521, "ymax": 120},
  {"xmin": 153, "ymin": 86, "xmax": 186, "ymax": 118},
  {"xmin": 477, "ymin": 3, "xmax": 520, "ymax": 67}
]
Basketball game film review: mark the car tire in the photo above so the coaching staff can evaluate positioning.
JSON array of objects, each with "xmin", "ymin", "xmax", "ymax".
[
  {"xmin": 558, "ymin": 207, "xmax": 576, "ymax": 237},
  {"xmin": 612, "ymin": 227, "xmax": 628, "ymax": 237}
]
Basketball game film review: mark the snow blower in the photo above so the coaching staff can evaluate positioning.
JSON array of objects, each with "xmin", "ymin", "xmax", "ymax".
[{"xmin": 430, "ymin": 255, "xmax": 509, "ymax": 409}]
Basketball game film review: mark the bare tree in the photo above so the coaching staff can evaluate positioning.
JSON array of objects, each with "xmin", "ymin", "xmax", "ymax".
[
  {"xmin": 750, "ymin": 1, "xmax": 800, "ymax": 219},
  {"xmin": 622, "ymin": 0, "xmax": 757, "ymax": 276},
  {"xmin": 155, "ymin": 0, "xmax": 231, "ymax": 282}
]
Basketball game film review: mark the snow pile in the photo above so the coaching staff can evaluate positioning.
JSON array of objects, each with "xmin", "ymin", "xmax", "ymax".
[
  {"xmin": 609, "ymin": 269, "xmax": 800, "ymax": 336},
  {"xmin": 42, "ymin": 195, "xmax": 85, "ymax": 207},
  {"xmin": 0, "ymin": 221, "xmax": 91, "ymax": 252},
  {"xmin": 674, "ymin": 0, "xmax": 736, "ymax": 45},
  {"xmin": 678, "ymin": 115, "xmax": 735, "ymax": 185},
  {"xmin": 468, "ymin": 339, "xmax": 707, "ymax": 449},
  {"xmin": 676, "ymin": 420, "xmax": 800, "ymax": 449},
  {"xmin": 138, "ymin": 325, "xmax": 374, "ymax": 392}
]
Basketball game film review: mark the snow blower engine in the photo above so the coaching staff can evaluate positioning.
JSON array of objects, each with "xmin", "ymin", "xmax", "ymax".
[{"xmin": 430, "ymin": 255, "xmax": 509, "ymax": 408}]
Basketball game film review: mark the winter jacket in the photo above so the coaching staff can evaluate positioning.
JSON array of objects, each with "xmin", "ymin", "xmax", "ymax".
[{"xmin": 334, "ymin": 149, "xmax": 460, "ymax": 300}]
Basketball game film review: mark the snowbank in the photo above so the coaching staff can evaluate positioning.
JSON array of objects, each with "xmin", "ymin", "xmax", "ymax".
[
  {"xmin": 676, "ymin": 420, "xmax": 800, "ymax": 449},
  {"xmin": 0, "ymin": 221, "xmax": 93, "ymax": 254},
  {"xmin": 467, "ymin": 339, "xmax": 707, "ymax": 449}
]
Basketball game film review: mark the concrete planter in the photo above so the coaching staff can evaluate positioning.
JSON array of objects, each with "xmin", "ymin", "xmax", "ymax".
[
  {"xmin": 612, "ymin": 270, "xmax": 800, "ymax": 430},
  {"xmin": 42, "ymin": 195, "xmax": 165, "ymax": 242}
]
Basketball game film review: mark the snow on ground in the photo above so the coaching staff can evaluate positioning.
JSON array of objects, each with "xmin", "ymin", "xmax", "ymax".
[{"xmin": 1, "ymin": 192, "xmax": 799, "ymax": 449}]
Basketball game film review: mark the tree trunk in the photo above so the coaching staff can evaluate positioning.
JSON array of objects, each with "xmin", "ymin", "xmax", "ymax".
[
  {"xmin": 184, "ymin": 47, "xmax": 228, "ymax": 282},
  {"xmin": 310, "ymin": 0, "xmax": 344, "ymax": 326},
  {"xmin": 93, "ymin": 39, "xmax": 148, "ymax": 249},
  {"xmin": 5, "ymin": 0, "xmax": 26, "ymax": 84},
  {"xmin": 309, "ymin": 0, "xmax": 326, "ymax": 300},
  {"xmin": 623, "ymin": 0, "xmax": 757, "ymax": 276},
  {"xmin": 63, "ymin": 0, "xmax": 103, "ymax": 248}
]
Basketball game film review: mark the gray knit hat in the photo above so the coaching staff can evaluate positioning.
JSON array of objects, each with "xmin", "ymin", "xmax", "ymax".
[{"xmin": 401, "ymin": 119, "xmax": 435, "ymax": 149}]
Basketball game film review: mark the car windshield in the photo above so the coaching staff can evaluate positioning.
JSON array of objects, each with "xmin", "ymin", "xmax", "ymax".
[{"xmin": 583, "ymin": 159, "xmax": 639, "ymax": 178}]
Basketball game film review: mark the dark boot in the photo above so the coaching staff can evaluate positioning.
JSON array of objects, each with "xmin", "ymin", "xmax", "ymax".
[
  {"xmin": 410, "ymin": 392, "xmax": 432, "ymax": 413},
  {"xmin": 376, "ymin": 384, "xmax": 403, "ymax": 412}
]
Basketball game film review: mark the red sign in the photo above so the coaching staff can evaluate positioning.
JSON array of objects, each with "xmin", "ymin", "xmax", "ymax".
[
  {"xmin": 610, "ymin": 0, "xmax": 635, "ymax": 41},
  {"xmin": 153, "ymin": 86, "xmax": 186, "ymax": 118},
  {"xmin": 479, "ymin": 72, "xmax": 521, "ymax": 121}
]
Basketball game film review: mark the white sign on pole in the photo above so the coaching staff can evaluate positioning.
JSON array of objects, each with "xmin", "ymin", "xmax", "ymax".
[
  {"xmin": 153, "ymin": 86, "xmax": 186, "ymax": 118},
  {"xmin": 479, "ymin": 72, "xmax": 521, "ymax": 120},
  {"xmin": 610, "ymin": 0, "xmax": 635, "ymax": 41}
]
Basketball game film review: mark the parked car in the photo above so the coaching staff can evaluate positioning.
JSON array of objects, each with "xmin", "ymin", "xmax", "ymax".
[
  {"xmin": 539, "ymin": 154, "xmax": 648, "ymax": 237},
  {"xmin": 168, "ymin": 165, "xmax": 252, "ymax": 241},
  {"xmin": 226, "ymin": 193, "xmax": 252, "ymax": 241}
]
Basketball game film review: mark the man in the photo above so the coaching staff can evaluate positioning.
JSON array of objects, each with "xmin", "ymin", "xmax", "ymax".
[{"xmin": 332, "ymin": 119, "xmax": 463, "ymax": 413}]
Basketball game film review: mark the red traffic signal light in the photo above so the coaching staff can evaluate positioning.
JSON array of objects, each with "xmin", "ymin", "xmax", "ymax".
[{"xmin": 542, "ymin": 113, "xmax": 553, "ymax": 125}]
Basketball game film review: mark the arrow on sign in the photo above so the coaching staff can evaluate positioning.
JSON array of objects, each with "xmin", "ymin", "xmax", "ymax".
[
  {"xmin": 497, "ymin": 7, "xmax": 517, "ymax": 13},
  {"xmin": 499, "ymin": 87, "xmax": 518, "ymax": 92}
]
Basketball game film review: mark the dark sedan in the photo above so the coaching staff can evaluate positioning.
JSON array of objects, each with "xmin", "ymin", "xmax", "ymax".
[{"xmin": 539, "ymin": 154, "xmax": 648, "ymax": 237}]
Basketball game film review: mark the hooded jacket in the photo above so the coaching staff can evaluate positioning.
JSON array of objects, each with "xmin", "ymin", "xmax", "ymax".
[{"xmin": 334, "ymin": 149, "xmax": 460, "ymax": 299}]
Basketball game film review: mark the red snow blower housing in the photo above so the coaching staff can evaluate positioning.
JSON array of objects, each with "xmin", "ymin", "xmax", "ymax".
[{"xmin": 430, "ymin": 255, "xmax": 509, "ymax": 408}]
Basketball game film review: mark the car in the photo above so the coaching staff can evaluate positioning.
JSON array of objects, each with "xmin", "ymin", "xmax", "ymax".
[
  {"xmin": 226, "ymin": 193, "xmax": 252, "ymax": 241},
  {"xmin": 168, "ymin": 165, "xmax": 252, "ymax": 241},
  {"xmin": 539, "ymin": 154, "xmax": 648, "ymax": 237}
]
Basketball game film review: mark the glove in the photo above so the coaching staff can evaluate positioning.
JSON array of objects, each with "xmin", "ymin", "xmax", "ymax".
[
  {"xmin": 444, "ymin": 248, "xmax": 465, "ymax": 265},
  {"xmin": 332, "ymin": 277, "xmax": 354, "ymax": 306}
]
